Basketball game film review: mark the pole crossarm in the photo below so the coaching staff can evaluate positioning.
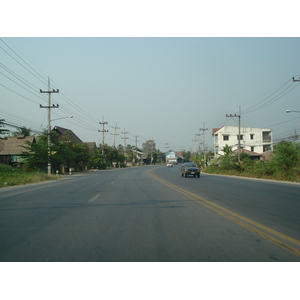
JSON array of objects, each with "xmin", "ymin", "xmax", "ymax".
[{"xmin": 40, "ymin": 104, "xmax": 59, "ymax": 108}]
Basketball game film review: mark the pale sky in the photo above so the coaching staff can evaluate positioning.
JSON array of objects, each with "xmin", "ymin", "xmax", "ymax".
[{"xmin": 1, "ymin": 4, "xmax": 300, "ymax": 153}]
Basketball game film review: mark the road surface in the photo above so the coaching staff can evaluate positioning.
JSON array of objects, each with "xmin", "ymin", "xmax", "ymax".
[{"xmin": 0, "ymin": 165, "xmax": 299, "ymax": 261}]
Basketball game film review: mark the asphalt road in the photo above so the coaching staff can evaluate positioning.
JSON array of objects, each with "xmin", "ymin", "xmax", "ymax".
[{"xmin": 0, "ymin": 165, "xmax": 299, "ymax": 261}]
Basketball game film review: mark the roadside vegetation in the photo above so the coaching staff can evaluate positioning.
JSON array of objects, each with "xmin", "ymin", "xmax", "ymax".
[
  {"xmin": 0, "ymin": 164, "xmax": 59, "ymax": 188},
  {"xmin": 203, "ymin": 141, "xmax": 300, "ymax": 183},
  {"xmin": 1, "ymin": 123, "xmax": 299, "ymax": 186}
]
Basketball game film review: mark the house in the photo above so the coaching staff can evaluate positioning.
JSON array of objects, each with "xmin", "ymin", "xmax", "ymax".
[
  {"xmin": 231, "ymin": 148, "xmax": 262, "ymax": 161},
  {"xmin": 0, "ymin": 135, "xmax": 35, "ymax": 166},
  {"xmin": 261, "ymin": 150, "xmax": 274, "ymax": 161},
  {"xmin": 175, "ymin": 151, "xmax": 185, "ymax": 163},
  {"xmin": 52, "ymin": 126, "xmax": 83, "ymax": 143},
  {"xmin": 212, "ymin": 125, "xmax": 273, "ymax": 157},
  {"xmin": 85, "ymin": 142, "xmax": 97, "ymax": 153},
  {"xmin": 166, "ymin": 150, "xmax": 179, "ymax": 164}
]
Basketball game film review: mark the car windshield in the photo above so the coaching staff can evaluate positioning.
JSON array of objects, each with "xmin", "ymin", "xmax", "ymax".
[{"xmin": 185, "ymin": 163, "xmax": 197, "ymax": 167}]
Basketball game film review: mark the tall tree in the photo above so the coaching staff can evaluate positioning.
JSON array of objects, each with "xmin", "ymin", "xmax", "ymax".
[{"xmin": 13, "ymin": 126, "xmax": 31, "ymax": 137}]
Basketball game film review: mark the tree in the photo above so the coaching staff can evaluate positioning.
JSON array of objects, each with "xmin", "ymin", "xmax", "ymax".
[
  {"xmin": 182, "ymin": 151, "xmax": 191, "ymax": 162},
  {"xmin": 22, "ymin": 134, "xmax": 48, "ymax": 170},
  {"xmin": 142, "ymin": 140, "xmax": 156, "ymax": 153},
  {"xmin": 0, "ymin": 119, "xmax": 9, "ymax": 136},
  {"xmin": 272, "ymin": 141, "xmax": 300, "ymax": 173},
  {"xmin": 13, "ymin": 126, "xmax": 31, "ymax": 137}
]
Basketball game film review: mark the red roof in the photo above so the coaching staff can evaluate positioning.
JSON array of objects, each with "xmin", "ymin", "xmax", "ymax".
[{"xmin": 212, "ymin": 126, "xmax": 224, "ymax": 135}]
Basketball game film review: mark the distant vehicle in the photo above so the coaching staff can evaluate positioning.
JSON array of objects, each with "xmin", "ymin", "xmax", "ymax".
[
  {"xmin": 167, "ymin": 163, "xmax": 173, "ymax": 167},
  {"xmin": 180, "ymin": 162, "xmax": 200, "ymax": 178}
]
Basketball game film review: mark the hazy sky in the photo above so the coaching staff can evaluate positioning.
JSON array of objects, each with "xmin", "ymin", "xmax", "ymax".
[{"xmin": 1, "ymin": 37, "xmax": 299, "ymax": 152}]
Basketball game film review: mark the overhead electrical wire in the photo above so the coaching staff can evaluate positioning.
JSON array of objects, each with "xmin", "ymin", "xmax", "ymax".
[
  {"xmin": 0, "ymin": 38, "xmax": 46, "ymax": 84},
  {"xmin": 243, "ymin": 82, "xmax": 299, "ymax": 114},
  {"xmin": 0, "ymin": 38, "xmax": 102, "ymax": 134},
  {"xmin": 0, "ymin": 71, "xmax": 47, "ymax": 103}
]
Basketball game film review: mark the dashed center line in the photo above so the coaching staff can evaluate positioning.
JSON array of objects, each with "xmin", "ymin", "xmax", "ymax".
[{"xmin": 88, "ymin": 194, "xmax": 101, "ymax": 203}]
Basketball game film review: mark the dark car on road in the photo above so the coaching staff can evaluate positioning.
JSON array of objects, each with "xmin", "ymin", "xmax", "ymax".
[{"xmin": 180, "ymin": 162, "xmax": 200, "ymax": 178}]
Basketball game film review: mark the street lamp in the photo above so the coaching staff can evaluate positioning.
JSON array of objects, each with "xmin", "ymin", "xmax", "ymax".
[
  {"xmin": 286, "ymin": 110, "xmax": 300, "ymax": 113},
  {"xmin": 51, "ymin": 115, "xmax": 73, "ymax": 121}
]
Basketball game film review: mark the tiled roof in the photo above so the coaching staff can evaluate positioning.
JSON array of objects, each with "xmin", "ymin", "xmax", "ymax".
[{"xmin": 0, "ymin": 135, "xmax": 35, "ymax": 155}]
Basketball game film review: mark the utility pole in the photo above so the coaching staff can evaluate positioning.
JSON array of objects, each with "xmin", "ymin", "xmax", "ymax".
[
  {"xmin": 192, "ymin": 135, "xmax": 198, "ymax": 154},
  {"xmin": 98, "ymin": 117, "xmax": 108, "ymax": 153},
  {"xmin": 150, "ymin": 139, "xmax": 155, "ymax": 165},
  {"xmin": 199, "ymin": 122, "xmax": 208, "ymax": 168},
  {"xmin": 164, "ymin": 142, "xmax": 169, "ymax": 164},
  {"xmin": 164, "ymin": 142, "xmax": 169, "ymax": 153},
  {"xmin": 121, "ymin": 128, "xmax": 129, "ymax": 156},
  {"xmin": 133, "ymin": 135, "xmax": 139, "ymax": 150},
  {"xmin": 133, "ymin": 135, "xmax": 139, "ymax": 165},
  {"xmin": 195, "ymin": 130, "xmax": 201, "ymax": 155},
  {"xmin": 226, "ymin": 106, "xmax": 241, "ymax": 163},
  {"xmin": 40, "ymin": 77, "xmax": 59, "ymax": 175},
  {"xmin": 111, "ymin": 122, "xmax": 120, "ymax": 148}
]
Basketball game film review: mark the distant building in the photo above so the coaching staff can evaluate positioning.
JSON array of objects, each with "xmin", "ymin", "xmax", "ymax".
[
  {"xmin": 166, "ymin": 150, "xmax": 181, "ymax": 164},
  {"xmin": 212, "ymin": 125, "xmax": 273, "ymax": 157}
]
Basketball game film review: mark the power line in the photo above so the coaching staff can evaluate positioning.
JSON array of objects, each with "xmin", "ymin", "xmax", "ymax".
[
  {"xmin": 243, "ymin": 82, "xmax": 299, "ymax": 114},
  {"xmin": 0, "ymin": 38, "xmax": 46, "ymax": 84},
  {"xmin": 0, "ymin": 83, "xmax": 42, "ymax": 105}
]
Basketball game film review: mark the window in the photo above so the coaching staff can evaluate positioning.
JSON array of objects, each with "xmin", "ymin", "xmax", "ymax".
[
  {"xmin": 237, "ymin": 135, "xmax": 243, "ymax": 140},
  {"xmin": 251, "ymin": 147, "xmax": 255, "ymax": 152},
  {"xmin": 223, "ymin": 135, "xmax": 229, "ymax": 141},
  {"xmin": 250, "ymin": 134, "xmax": 254, "ymax": 140}
]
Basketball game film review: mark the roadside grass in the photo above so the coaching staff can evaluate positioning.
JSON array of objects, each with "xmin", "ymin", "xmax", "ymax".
[
  {"xmin": 203, "ymin": 166, "xmax": 300, "ymax": 183},
  {"xmin": 0, "ymin": 164, "xmax": 60, "ymax": 188}
]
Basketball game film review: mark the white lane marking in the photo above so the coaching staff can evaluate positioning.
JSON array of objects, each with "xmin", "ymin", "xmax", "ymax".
[
  {"xmin": 111, "ymin": 181, "xmax": 115, "ymax": 184},
  {"xmin": 89, "ymin": 194, "xmax": 101, "ymax": 202}
]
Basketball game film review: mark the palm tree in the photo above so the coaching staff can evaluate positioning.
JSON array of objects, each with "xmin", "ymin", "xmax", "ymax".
[
  {"xmin": 223, "ymin": 144, "xmax": 232, "ymax": 156},
  {"xmin": 13, "ymin": 126, "xmax": 32, "ymax": 137}
]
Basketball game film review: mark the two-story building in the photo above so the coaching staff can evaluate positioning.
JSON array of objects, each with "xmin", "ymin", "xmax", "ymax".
[{"xmin": 212, "ymin": 125, "xmax": 273, "ymax": 157}]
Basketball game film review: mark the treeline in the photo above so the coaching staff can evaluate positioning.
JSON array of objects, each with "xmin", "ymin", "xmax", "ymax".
[
  {"xmin": 21, "ymin": 131, "xmax": 134, "ymax": 173},
  {"xmin": 205, "ymin": 141, "xmax": 300, "ymax": 182}
]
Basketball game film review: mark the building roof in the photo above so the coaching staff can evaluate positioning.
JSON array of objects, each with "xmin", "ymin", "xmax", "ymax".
[
  {"xmin": 53, "ymin": 126, "xmax": 83, "ymax": 144},
  {"xmin": 261, "ymin": 150, "xmax": 274, "ymax": 161},
  {"xmin": 84, "ymin": 142, "xmax": 96, "ymax": 151},
  {"xmin": 0, "ymin": 135, "xmax": 35, "ymax": 155},
  {"xmin": 212, "ymin": 127, "xmax": 224, "ymax": 135},
  {"xmin": 231, "ymin": 148, "xmax": 262, "ymax": 157}
]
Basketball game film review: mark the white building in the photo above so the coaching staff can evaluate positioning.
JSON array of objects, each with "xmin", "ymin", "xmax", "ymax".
[
  {"xmin": 212, "ymin": 125, "xmax": 273, "ymax": 157},
  {"xmin": 166, "ymin": 150, "xmax": 178, "ymax": 164}
]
